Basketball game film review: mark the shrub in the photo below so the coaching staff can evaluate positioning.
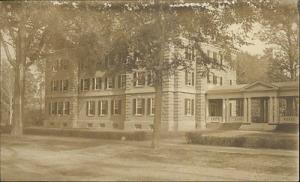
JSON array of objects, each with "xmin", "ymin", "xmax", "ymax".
[
  {"xmin": 185, "ymin": 131, "xmax": 298, "ymax": 150},
  {"xmin": 23, "ymin": 127, "xmax": 147, "ymax": 141}
]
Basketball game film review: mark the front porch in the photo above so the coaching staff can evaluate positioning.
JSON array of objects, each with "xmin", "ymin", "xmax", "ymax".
[{"xmin": 205, "ymin": 81, "xmax": 299, "ymax": 129}]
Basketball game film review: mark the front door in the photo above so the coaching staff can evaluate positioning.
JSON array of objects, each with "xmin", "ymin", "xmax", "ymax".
[{"xmin": 251, "ymin": 98, "xmax": 269, "ymax": 123}]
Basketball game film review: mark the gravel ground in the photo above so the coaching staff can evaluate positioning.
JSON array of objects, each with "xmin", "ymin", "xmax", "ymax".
[{"xmin": 1, "ymin": 134, "xmax": 298, "ymax": 181}]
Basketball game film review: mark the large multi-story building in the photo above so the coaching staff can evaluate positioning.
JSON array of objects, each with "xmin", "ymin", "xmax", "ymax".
[
  {"xmin": 44, "ymin": 39, "xmax": 299, "ymax": 131},
  {"xmin": 44, "ymin": 43, "xmax": 237, "ymax": 131}
]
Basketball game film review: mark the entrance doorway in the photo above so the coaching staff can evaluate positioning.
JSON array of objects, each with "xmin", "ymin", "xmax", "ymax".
[{"xmin": 251, "ymin": 97, "xmax": 269, "ymax": 123}]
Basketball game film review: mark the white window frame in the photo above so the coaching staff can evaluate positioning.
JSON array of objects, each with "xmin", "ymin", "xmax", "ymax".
[
  {"xmin": 135, "ymin": 98, "xmax": 145, "ymax": 115},
  {"xmin": 185, "ymin": 71, "xmax": 194, "ymax": 86},
  {"xmin": 113, "ymin": 100, "xmax": 121, "ymax": 115},
  {"xmin": 185, "ymin": 98, "xmax": 194, "ymax": 116},
  {"xmin": 87, "ymin": 101, "xmax": 96, "ymax": 116},
  {"xmin": 107, "ymin": 77, "xmax": 114, "ymax": 89},
  {"xmin": 149, "ymin": 98, "xmax": 155, "ymax": 115},
  {"xmin": 98, "ymin": 100, "xmax": 108, "ymax": 116},
  {"xmin": 134, "ymin": 71, "xmax": 146, "ymax": 87}
]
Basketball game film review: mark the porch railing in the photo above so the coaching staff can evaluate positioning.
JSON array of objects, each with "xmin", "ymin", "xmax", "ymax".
[
  {"xmin": 229, "ymin": 116, "xmax": 244, "ymax": 123},
  {"xmin": 279, "ymin": 116, "xmax": 299, "ymax": 124},
  {"xmin": 207, "ymin": 116, "xmax": 223, "ymax": 123}
]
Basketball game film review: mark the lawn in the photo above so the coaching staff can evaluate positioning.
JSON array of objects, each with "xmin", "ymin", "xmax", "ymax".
[{"xmin": 0, "ymin": 134, "xmax": 298, "ymax": 181}]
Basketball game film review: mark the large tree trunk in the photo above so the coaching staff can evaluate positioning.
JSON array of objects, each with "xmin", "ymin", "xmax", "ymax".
[
  {"xmin": 11, "ymin": 20, "xmax": 26, "ymax": 136},
  {"xmin": 152, "ymin": 84, "xmax": 162, "ymax": 148}
]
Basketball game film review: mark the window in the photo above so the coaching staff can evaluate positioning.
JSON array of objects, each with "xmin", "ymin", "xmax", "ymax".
[
  {"xmin": 111, "ymin": 100, "xmax": 122, "ymax": 115},
  {"xmin": 105, "ymin": 77, "xmax": 114, "ymax": 89},
  {"xmin": 147, "ymin": 98, "xmax": 155, "ymax": 115},
  {"xmin": 213, "ymin": 75, "xmax": 217, "ymax": 85},
  {"xmin": 184, "ymin": 98, "xmax": 194, "ymax": 116},
  {"xmin": 64, "ymin": 102, "xmax": 70, "ymax": 115},
  {"xmin": 185, "ymin": 71, "xmax": 195, "ymax": 86},
  {"xmin": 230, "ymin": 80, "xmax": 232, "ymax": 85},
  {"xmin": 207, "ymin": 72, "xmax": 211, "ymax": 83},
  {"xmin": 84, "ymin": 78, "xmax": 90, "ymax": 91},
  {"xmin": 98, "ymin": 100, "xmax": 108, "ymax": 115},
  {"xmin": 63, "ymin": 80, "xmax": 68, "ymax": 91},
  {"xmin": 219, "ymin": 54, "xmax": 223, "ymax": 66},
  {"xmin": 133, "ymin": 72, "xmax": 145, "ymax": 86},
  {"xmin": 121, "ymin": 75, "xmax": 126, "ymax": 88},
  {"xmin": 86, "ymin": 101, "xmax": 96, "ymax": 116},
  {"xmin": 96, "ymin": 77, "xmax": 102, "ymax": 89},
  {"xmin": 53, "ymin": 80, "xmax": 59, "ymax": 91},
  {"xmin": 220, "ymin": 77, "xmax": 223, "ymax": 86},
  {"xmin": 207, "ymin": 50, "xmax": 210, "ymax": 58},
  {"xmin": 213, "ymin": 52, "xmax": 217, "ymax": 66},
  {"xmin": 48, "ymin": 102, "xmax": 52, "ymax": 115},
  {"xmin": 279, "ymin": 96, "xmax": 299, "ymax": 116},
  {"xmin": 52, "ymin": 102, "xmax": 57, "ymax": 114},
  {"xmin": 58, "ymin": 102, "xmax": 64, "ymax": 115},
  {"xmin": 133, "ymin": 98, "xmax": 145, "ymax": 115},
  {"xmin": 147, "ymin": 72, "xmax": 153, "ymax": 86}
]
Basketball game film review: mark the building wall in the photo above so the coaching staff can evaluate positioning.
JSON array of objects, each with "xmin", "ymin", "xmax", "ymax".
[{"xmin": 44, "ymin": 44, "xmax": 237, "ymax": 131}]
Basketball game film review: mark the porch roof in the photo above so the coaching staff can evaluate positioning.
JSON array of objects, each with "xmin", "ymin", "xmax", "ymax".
[{"xmin": 207, "ymin": 81, "xmax": 299, "ymax": 94}]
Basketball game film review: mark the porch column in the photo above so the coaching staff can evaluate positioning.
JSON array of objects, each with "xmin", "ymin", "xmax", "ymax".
[
  {"xmin": 273, "ymin": 97, "xmax": 279, "ymax": 124},
  {"xmin": 206, "ymin": 98, "xmax": 209, "ymax": 123},
  {"xmin": 247, "ymin": 97, "xmax": 252, "ymax": 123},
  {"xmin": 243, "ymin": 97, "xmax": 248, "ymax": 123},
  {"xmin": 222, "ymin": 99, "xmax": 226, "ymax": 123},
  {"xmin": 268, "ymin": 97, "xmax": 274, "ymax": 123}
]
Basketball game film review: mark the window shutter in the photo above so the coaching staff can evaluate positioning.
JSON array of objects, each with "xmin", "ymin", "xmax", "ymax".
[
  {"xmin": 133, "ymin": 72, "xmax": 137, "ymax": 86},
  {"xmin": 147, "ymin": 98, "xmax": 150, "ymax": 115},
  {"xmin": 48, "ymin": 102, "xmax": 51, "ymax": 115},
  {"xmin": 192, "ymin": 99, "xmax": 194, "ymax": 115},
  {"xmin": 119, "ymin": 100, "xmax": 122, "ymax": 114},
  {"xmin": 118, "ymin": 75, "xmax": 121, "ymax": 88},
  {"xmin": 184, "ymin": 99, "xmax": 187, "ymax": 115},
  {"xmin": 92, "ymin": 78, "xmax": 95, "ymax": 90},
  {"xmin": 104, "ymin": 78, "xmax": 107, "ymax": 89},
  {"xmin": 111, "ymin": 100, "xmax": 114, "ymax": 115},
  {"xmin": 112, "ymin": 77, "xmax": 115, "ymax": 88},
  {"xmin": 185, "ymin": 70, "xmax": 188, "ymax": 85},
  {"xmin": 86, "ymin": 101, "xmax": 89, "ymax": 115},
  {"xmin": 142, "ymin": 99, "xmax": 145, "ymax": 115},
  {"xmin": 133, "ymin": 99, "xmax": 136, "ymax": 115},
  {"xmin": 192, "ymin": 72, "xmax": 195, "ymax": 86}
]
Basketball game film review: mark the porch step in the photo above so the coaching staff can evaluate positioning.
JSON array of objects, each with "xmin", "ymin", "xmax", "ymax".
[{"xmin": 240, "ymin": 123, "xmax": 276, "ymax": 131}]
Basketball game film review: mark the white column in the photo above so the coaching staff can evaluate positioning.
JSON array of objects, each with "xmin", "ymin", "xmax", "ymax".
[
  {"xmin": 273, "ymin": 97, "xmax": 279, "ymax": 124},
  {"xmin": 243, "ymin": 97, "xmax": 247, "ymax": 123},
  {"xmin": 268, "ymin": 97, "xmax": 273, "ymax": 123},
  {"xmin": 206, "ymin": 98, "xmax": 209, "ymax": 123},
  {"xmin": 247, "ymin": 97, "xmax": 252, "ymax": 123},
  {"xmin": 222, "ymin": 99, "xmax": 227, "ymax": 123}
]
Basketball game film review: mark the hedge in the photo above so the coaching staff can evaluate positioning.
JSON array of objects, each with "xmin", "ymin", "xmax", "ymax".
[
  {"xmin": 23, "ymin": 127, "xmax": 149, "ymax": 141},
  {"xmin": 185, "ymin": 131, "xmax": 298, "ymax": 150}
]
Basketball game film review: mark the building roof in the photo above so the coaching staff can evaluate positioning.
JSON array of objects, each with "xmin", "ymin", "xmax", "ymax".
[{"xmin": 207, "ymin": 81, "xmax": 299, "ymax": 94}]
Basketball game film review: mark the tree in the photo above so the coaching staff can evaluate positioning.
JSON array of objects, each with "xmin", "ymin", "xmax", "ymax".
[{"xmin": 258, "ymin": 0, "xmax": 299, "ymax": 81}]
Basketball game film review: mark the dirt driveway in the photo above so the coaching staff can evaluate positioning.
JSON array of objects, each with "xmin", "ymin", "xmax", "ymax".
[{"xmin": 1, "ymin": 134, "xmax": 298, "ymax": 181}]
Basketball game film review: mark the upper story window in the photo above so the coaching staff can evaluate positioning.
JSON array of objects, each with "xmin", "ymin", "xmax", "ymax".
[
  {"xmin": 117, "ymin": 75, "xmax": 126, "ymax": 89},
  {"xmin": 207, "ymin": 72, "xmax": 211, "ymax": 84},
  {"xmin": 213, "ymin": 75, "xmax": 218, "ymax": 85},
  {"xmin": 220, "ymin": 77, "xmax": 223, "ymax": 86},
  {"xmin": 184, "ymin": 98, "xmax": 194, "ymax": 116},
  {"xmin": 98, "ymin": 100, "xmax": 108, "ymax": 116},
  {"xmin": 219, "ymin": 53, "xmax": 223, "ymax": 66},
  {"xmin": 147, "ymin": 72, "xmax": 153, "ymax": 86},
  {"xmin": 133, "ymin": 72, "xmax": 146, "ymax": 86},
  {"xmin": 86, "ymin": 101, "xmax": 96, "ymax": 116},
  {"xmin": 92, "ymin": 77, "xmax": 102, "ymax": 90},
  {"xmin": 111, "ymin": 99, "xmax": 122, "ymax": 115},
  {"xmin": 84, "ymin": 78, "xmax": 90, "ymax": 91},
  {"xmin": 105, "ymin": 77, "xmax": 114, "ymax": 89},
  {"xmin": 64, "ymin": 102, "xmax": 70, "ymax": 115},
  {"xmin": 63, "ymin": 80, "xmax": 68, "ymax": 91},
  {"xmin": 133, "ymin": 98, "xmax": 145, "ymax": 115},
  {"xmin": 52, "ymin": 58, "xmax": 68, "ymax": 72},
  {"xmin": 185, "ymin": 70, "xmax": 195, "ymax": 86}
]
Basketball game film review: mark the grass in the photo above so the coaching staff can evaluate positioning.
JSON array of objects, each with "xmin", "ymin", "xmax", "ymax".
[{"xmin": 1, "ymin": 134, "xmax": 298, "ymax": 181}]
